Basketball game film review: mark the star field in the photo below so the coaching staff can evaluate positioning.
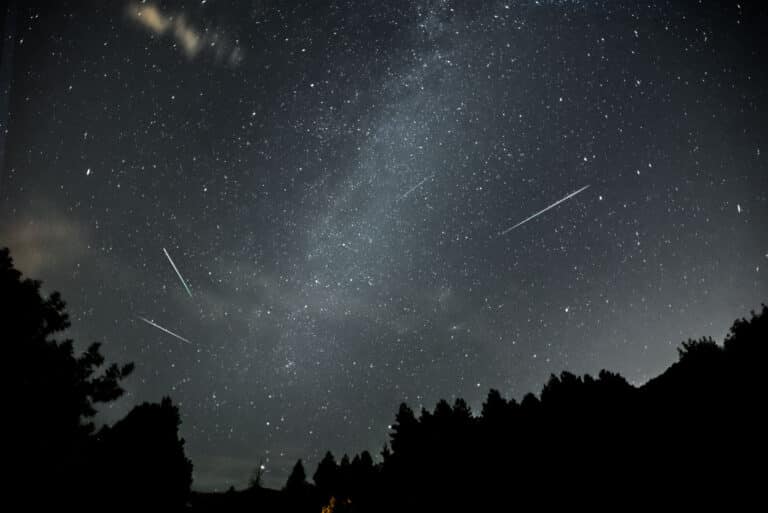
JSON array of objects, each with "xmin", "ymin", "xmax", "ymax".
[{"xmin": 1, "ymin": 0, "xmax": 766, "ymax": 489}]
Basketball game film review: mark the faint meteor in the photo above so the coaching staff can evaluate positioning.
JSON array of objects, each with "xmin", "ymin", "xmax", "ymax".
[
  {"xmin": 500, "ymin": 185, "xmax": 591, "ymax": 235},
  {"xmin": 137, "ymin": 316, "xmax": 192, "ymax": 344},
  {"xmin": 398, "ymin": 174, "xmax": 433, "ymax": 201},
  {"xmin": 163, "ymin": 247, "xmax": 193, "ymax": 297}
]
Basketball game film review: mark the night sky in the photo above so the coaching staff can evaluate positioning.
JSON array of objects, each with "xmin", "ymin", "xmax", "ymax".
[{"xmin": 1, "ymin": 0, "xmax": 767, "ymax": 490}]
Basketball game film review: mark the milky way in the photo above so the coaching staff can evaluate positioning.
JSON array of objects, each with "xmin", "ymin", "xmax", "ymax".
[{"xmin": 1, "ymin": 1, "xmax": 767, "ymax": 489}]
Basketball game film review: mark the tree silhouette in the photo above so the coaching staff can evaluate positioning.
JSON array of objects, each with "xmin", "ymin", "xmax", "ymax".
[
  {"xmin": 313, "ymin": 451, "xmax": 339, "ymax": 502},
  {"xmin": 248, "ymin": 459, "xmax": 266, "ymax": 490},
  {"xmin": 285, "ymin": 459, "xmax": 309, "ymax": 492},
  {"xmin": 304, "ymin": 304, "xmax": 767, "ymax": 511},
  {"xmin": 96, "ymin": 397, "xmax": 193, "ymax": 510},
  {"xmin": 189, "ymin": 302, "xmax": 768, "ymax": 511},
  {"xmin": 5, "ymin": 243, "xmax": 766, "ymax": 511},
  {"xmin": 2, "ymin": 247, "xmax": 134, "ymax": 505},
  {"xmin": 282, "ymin": 458, "xmax": 315, "ymax": 512},
  {"xmin": 2, "ymin": 247, "xmax": 194, "ymax": 510}
]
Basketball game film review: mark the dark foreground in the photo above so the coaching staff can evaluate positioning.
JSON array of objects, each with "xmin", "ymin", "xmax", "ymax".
[{"xmin": 3, "ymin": 244, "xmax": 765, "ymax": 511}]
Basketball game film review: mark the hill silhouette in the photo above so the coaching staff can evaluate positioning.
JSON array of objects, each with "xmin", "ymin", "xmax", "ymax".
[{"xmin": 2, "ymin": 245, "xmax": 764, "ymax": 510}]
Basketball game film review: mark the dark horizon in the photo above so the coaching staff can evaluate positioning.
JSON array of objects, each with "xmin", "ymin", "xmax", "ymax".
[
  {"xmin": 1, "ymin": 0, "xmax": 767, "ymax": 491},
  {"xmin": 4, "ymin": 244, "xmax": 765, "ymax": 511}
]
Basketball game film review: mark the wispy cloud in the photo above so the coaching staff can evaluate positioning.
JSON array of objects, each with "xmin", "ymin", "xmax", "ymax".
[
  {"xmin": 127, "ymin": 2, "xmax": 243, "ymax": 65},
  {"xmin": 1, "ymin": 212, "xmax": 89, "ymax": 276},
  {"xmin": 130, "ymin": 3, "xmax": 170, "ymax": 33}
]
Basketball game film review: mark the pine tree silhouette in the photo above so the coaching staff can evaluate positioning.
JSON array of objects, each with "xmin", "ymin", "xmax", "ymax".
[
  {"xmin": 2, "ymin": 247, "xmax": 133, "ymax": 506},
  {"xmin": 2, "ymin": 247, "xmax": 193, "ymax": 510}
]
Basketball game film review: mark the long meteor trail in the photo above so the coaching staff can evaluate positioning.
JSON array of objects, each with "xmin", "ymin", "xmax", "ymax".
[
  {"xmin": 500, "ymin": 185, "xmax": 591, "ymax": 235},
  {"xmin": 137, "ymin": 316, "xmax": 192, "ymax": 344},
  {"xmin": 163, "ymin": 247, "xmax": 193, "ymax": 297}
]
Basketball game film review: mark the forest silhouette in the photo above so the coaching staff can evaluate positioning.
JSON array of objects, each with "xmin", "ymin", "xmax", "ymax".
[{"xmin": 2, "ymin": 245, "xmax": 764, "ymax": 511}]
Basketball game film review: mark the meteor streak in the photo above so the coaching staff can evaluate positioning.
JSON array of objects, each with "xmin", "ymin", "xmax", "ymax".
[
  {"xmin": 500, "ymin": 185, "xmax": 590, "ymax": 235},
  {"xmin": 399, "ymin": 174, "xmax": 433, "ymax": 201},
  {"xmin": 163, "ymin": 247, "xmax": 193, "ymax": 297},
  {"xmin": 137, "ymin": 316, "xmax": 192, "ymax": 344}
]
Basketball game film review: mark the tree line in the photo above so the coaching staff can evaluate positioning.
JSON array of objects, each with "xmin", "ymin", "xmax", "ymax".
[
  {"xmin": 264, "ymin": 301, "xmax": 765, "ymax": 511},
  {"xmin": 2, "ymin": 246, "xmax": 764, "ymax": 511}
]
